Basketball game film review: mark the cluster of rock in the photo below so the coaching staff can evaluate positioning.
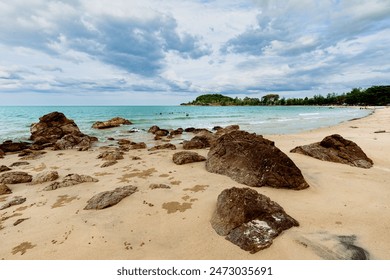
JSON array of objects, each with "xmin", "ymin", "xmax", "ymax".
[
  {"xmin": 30, "ymin": 111, "xmax": 97, "ymax": 151},
  {"xmin": 211, "ymin": 187, "xmax": 299, "ymax": 253},
  {"xmin": 43, "ymin": 174, "xmax": 98, "ymax": 191},
  {"xmin": 291, "ymin": 134, "xmax": 373, "ymax": 169}
]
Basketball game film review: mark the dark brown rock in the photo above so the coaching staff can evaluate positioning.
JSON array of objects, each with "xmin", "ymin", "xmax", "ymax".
[
  {"xmin": 170, "ymin": 128, "xmax": 184, "ymax": 136},
  {"xmin": 0, "ymin": 165, "xmax": 11, "ymax": 173},
  {"xmin": 84, "ymin": 185, "xmax": 137, "ymax": 210},
  {"xmin": 148, "ymin": 125, "xmax": 161, "ymax": 134},
  {"xmin": 44, "ymin": 174, "xmax": 98, "ymax": 191},
  {"xmin": 0, "ymin": 141, "xmax": 30, "ymax": 153},
  {"xmin": 0, "ymin": 183, "xmax": 12, "ymax": 195},
  {"xmin": 172, "ymin": 151, "xmax": 206, "ymax": 165},
  {"xmin": 129, "ymin": 142, "xmax": 147, "ymax": 150},
  {"xmin": 92, "ymin": 117, "xmax": 132, "ymax": 129},
  {"xmin": 0, "ymin": 196, "xmax": 26, "ymax": 210},
  {"xmin": 101, "ymin": 160, "xmax": 118, "ymax": 168},
  {"xmin": 31, "ymin": 171, "xmax": 59, "ymax": 185},
  {"xmin": 148, "ymin": 143, "xmax": 176, "ymax": 151},
  {"xmin": 0, "ymin": 172, "xmax": 33, "ymax": 184},
  {"xmin": 183, "ymin": 135, "xmax": 214, "ymax": 149},
  {"xmin": 0, "ymin": 149, "xmax": 4, "ymax": 158},
  {"xmin": 206, "ymin": 130, "xmax": 309, "ymax": 190},
  {"xmin": 215, "ymin": 125, "xmax": 240, "ymax": 136},
  {"xmin": 211, "ymin": 187, "xmax": 299, "ymax": 253},
  {"xmin": 30, "ymin": 112, "xmax": 97, "ymax": 150},
  {"xmin": 155, "ymin": 129, "xmax": 169, "ymax": 137},
  {"xmin": 290, "ymin": 134, "xmax": 373, "ymax": 169}
]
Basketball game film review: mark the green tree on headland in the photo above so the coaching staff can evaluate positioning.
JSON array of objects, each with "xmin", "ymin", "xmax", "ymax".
[{"xmin": 181, "ymin": 85, "xmax": 390, "ymax": 106}]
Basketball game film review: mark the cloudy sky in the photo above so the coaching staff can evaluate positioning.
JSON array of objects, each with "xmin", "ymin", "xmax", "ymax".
[{"xmin": 0, "ymin": 0, "xmax": 389, "ymax": 105}]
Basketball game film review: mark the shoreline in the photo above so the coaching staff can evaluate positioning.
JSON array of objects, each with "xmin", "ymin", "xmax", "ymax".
[{"xmin": 0, "ymin": 107, "xmax": 389, "ymax": 259}]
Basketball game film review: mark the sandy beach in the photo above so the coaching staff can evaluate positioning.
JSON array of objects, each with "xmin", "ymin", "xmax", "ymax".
[{"xmin": 0, "ymin": 107, "xmax": 389, "ymax": 260}]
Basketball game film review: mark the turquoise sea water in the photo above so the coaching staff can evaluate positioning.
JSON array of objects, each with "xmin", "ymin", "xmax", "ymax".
[{"xmin": 0, "ymin": 106, "xmax": 371, "ymax": 144}]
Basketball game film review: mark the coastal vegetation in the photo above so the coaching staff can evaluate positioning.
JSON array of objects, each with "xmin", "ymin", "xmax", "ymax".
[{"xmin": 181, "ymin": 85, "xmax": 390, "ymax": 106}]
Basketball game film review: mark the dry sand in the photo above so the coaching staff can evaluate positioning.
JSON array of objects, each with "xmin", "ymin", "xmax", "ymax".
[{"xmin": 0, "ymin": 107, "xmax": 389, "ymax": 260}]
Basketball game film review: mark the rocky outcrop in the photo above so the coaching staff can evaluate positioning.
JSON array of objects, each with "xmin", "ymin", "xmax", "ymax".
[
  {"xmin": 172, "ymin": 151, "xmax": 206, "ymax": 165},
  {"xmin": 0, "ymin": 196, "xmax": 26, "ymax": 210},
  {"xmin": 92, "ymin": 117, "xmax": 132, "ymax": 129},
  {"xmin": 0, "ymin": 165, "xmax": 11, "ymax": 173},
  {"xmin": 43, "ymin": 174, "xmax": 98, "ymax": 191},
  {"xmin": 0, "ymin": 172, "xmax": 33, "ymax": 184},
  {"xmin": 290, "ymin": 134, "xmax": 373, "ymax": 168},
  {"xmin": 84, "ymin": 185, "xmax": 137, "ymax": 210},
  {"xmin": 148, "ymin": 143, "xmax": 176, "ymax": 151},
  {"xmin": 30, "ymin": 112, "xmax": 97, "ymax": 150},
  {"xmin": 215, "ymin": 125, "xmax": 240, "ymax": 136},
  {"xmin": 211, "ymin": 187, "xmax": 299, "ymax": 253},
  {"xmin": 31, "ymin": 171, "xmax": 59, "ymax": 185},
  {"xmin": 206, "ymin": 130, "xmax": 309, "ymax": 190},
  {"xmin": 0, "ymin": 183, "xmax": 12, "ymax": 195}
]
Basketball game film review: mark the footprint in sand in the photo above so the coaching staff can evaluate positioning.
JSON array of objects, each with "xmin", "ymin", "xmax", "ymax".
[
  {"xmin": 118, "ymin": 168, "xmax": 157, "ymax": 183},
  {"xmin": 11, "ymin": 241, "xmax": 36, "ymax": 255}
]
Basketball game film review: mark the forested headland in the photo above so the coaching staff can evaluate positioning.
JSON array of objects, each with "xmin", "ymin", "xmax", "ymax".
[{"xmin": 181, "ymin": 85, "xmax": 390, "ymax": 106}]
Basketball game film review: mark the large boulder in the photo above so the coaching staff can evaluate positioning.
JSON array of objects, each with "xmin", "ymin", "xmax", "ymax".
[
  {"xmin": 84, "ymin": 185, "xmax": 138, "ymax": 210},
  {"xmin": 0, "ymin": 172, "xmax": 33, "ymax": 184},
  {"xmin": 92, "ymin": 117, "xmax": 132, "ymax": 129},
  {"xmin": 30, "ymin": 112, "xmax": 97, "ymax": 150},
  {"xmin": 172, "ymin": 151, "xmax": 206, "ymax": 165},
  {"xmin": 290, "ymin": 134, "xmax": 373, "ymax": 168},
  {"xmin": 211, "ymin": 187, "xmax": 299, "ymax": 253},
  {"xmin": 206, "ymin": 130, "xmax": 309, "ymax": 190}
]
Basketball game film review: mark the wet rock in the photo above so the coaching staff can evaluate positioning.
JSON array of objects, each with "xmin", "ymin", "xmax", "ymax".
[
  {"xmin": 84, "ymin": 185, "xmax": 138, "ymax": 210},
  {"xmin": 170, "ymin": 128, "xmax": 184, "ymax": 136},
  {"xmin": 0, "ymin": 141, "xmax": 30, "ymax": 153},
  {"xmin": 30, "ymin": 112, "xmax": 97, "ymax": 150},
  {"xmin": 211, "ymin": 187, "xmax": 299, "ymax": 253},
  {"xmin": 31, "ymin": 171, "xmax": 59, "ymax": 185},
  {"xmin": 129, "ymin": 142, "xmax": 147, "ymax": 150},
  {"xmin": 117, "ymin": 139, "xmax": 131, "ymax": 145},
  {"xmin": 10, "ymin": 162, "xmax": 30, "ymax": 167},
  {"xmin": 206, "ymin": 130, "xmax": 309, "ymax": 190},
  {"xmin": 97, "ymin": 150, "xmax": 124, "ymax": 161},
  {"xmin": 148, "ymin": 125, "xmax": 161, "ymax": 134},
  {"xmin": 0, "ymin": 183, "xmax": 12, "ymax": 195},
  {"xmin": 0, "ymin": 172, "xmax": 33, "ymax": 184},
  {"xmin": 0, "ymin": 196, "xmax": 26, "ymax": 210},
  {"xmin": 172, "ymin": 151, "xmax": 206, "ymax": 165},
  {"xmin": 291, "ymin": 134, "xmax": 373, "ymax": 168},
  {"xmin": 148, "ymin": 143, "xmax": 176, "ymax": 151},
  {"xmin": 92, "ymin": 117, "xmax": 132, "ymax": 129},
  {"xmin": 155, "ymin": 129, "xmax": 169, "ymax": 137},
  {"xmin": 212, "ymin": 126, "xmax": 223, "ymax": 131},
  {"xmin": 44, "ymin": 174, "xmax": 98, "ymax": 191},
  {"xmin": 0, "ymin": 165, "xmax": 11, "ymax": 173}
]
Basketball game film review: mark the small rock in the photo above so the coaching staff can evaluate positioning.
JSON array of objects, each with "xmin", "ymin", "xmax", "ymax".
[
  {"xmin": 101, "ymin": 160, "xmax": 118, "ymax": 168},
  {"xmin": 148, "ymin": 143, "xmax": 176, "ymax": 151},
  {"xmin": 44, "ymin": 174, "xmax": 98, "ymax": 191},
  {"xmin": 149, "ymin": 184, "xmax": 171, "ymax": 189},
  {"xmin": 97, "ymin": 150, "xmax": 124, "ymax": 161},
  {"xmin": 0, "ymin": 141, "xmax": 30, "ymax": 153},
  {"xmin": 0, "ymin": 165, "xmax": 11, "ymax": 173},
  {"xmin": 13, "ymin": 218, "xmax": 30, "ymax": 226},
  {"xmin": 10, "ymin": 162, "xmax": 30, "ymax": 167},
  {"xmin": 0, "ymin": 172, "xmax": 33, "ymax": 184},
  {"xmin": 148, "ymin": 125, "xmax": 160, "ymax": 134},
  {"xmin": 31, "ymin": 171, "xmax": 59, "ymax": 185},
  {"xmin": 172, "ymin": 151, "xmax": 206, "ymax": 165},
  {"xmin": 0, "ymin": 196, "xmax": 27, "ymax": 210},
  {"xmin": 84, "ymin": 185, "xmax": 138, "ymax": 210},
  {"xmin": 0, "ymin": 183, "xmax": 12, "ymax": 195}
]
